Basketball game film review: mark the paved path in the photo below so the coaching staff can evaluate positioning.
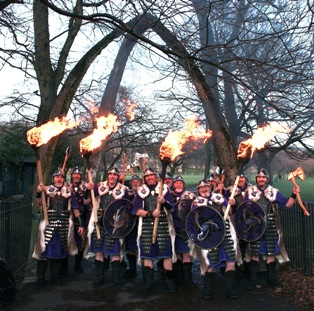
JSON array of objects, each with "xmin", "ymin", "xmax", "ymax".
[{"xmin": 4, "ymin": 257, "xmax": 302, "ymax": 311}]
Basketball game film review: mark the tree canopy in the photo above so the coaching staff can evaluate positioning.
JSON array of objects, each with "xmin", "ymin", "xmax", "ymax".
[{"xmin": 0, "ymin": 0, "xmax": 313, "ymax": 184}]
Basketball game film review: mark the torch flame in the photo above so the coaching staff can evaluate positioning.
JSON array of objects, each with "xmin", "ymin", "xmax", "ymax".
[
  {"xmin": 159, "ymin": 116, "xmax": 212, "ymax": 161},
  {"xmin": 26, "ymin": 117, "xmax": 78, "ymax": 147},
  {"xmin": 237, "ymin": 122, "xmax": 291, "ymax": 159},
  {"xmin": 125, "ymin": 100, "xmax": 137, "ymax": 121},
  {"xmin": 79, "ymin": 114, "xmax": 121, "ymax": 155}
]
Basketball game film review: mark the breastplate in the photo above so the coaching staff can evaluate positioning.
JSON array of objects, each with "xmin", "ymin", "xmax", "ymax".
[
  {"xmin": 143, "ymin": 193, "xmax": 158, "ymax": 212},
  {"xmin": 49, "ymin": 194, "xmax": 68, "ymax": 212},
  {"xmin": 257, "ymin": 193, "xmax": 270, "ymax": 214},
  {"xmin": 100, "ymin": 193, "xmax": 115, "ymax": 211}
]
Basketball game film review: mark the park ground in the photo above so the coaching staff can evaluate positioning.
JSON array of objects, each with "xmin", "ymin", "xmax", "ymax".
[
  {"xmin": 3, "ymin": 256, "xmax": 314, "ymax": 311},
  {"xmin": 3, "ymin": 176, "xmax": 314, "ymax": 310}
]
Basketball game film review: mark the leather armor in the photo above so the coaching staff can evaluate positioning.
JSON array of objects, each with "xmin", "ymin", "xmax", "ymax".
[{"xmin": 44, "ymin": 185, "xmax": 72, "ymax": 250}]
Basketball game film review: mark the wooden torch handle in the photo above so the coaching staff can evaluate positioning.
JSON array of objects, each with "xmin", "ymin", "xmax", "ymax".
[
  {"xmin": 152, "ymin": 181, "xmax": 164, "ymax": 243},
  {"xmin": 36, "ymin": 157, "xmax": 49, "ymax": 226},
  {"xmin": 223, "ymin": 175, "xmax": 240, "ymax": 221},
  {"xmin": 87, "ymin": 166, "xmax": 101, "ymax": 239}
]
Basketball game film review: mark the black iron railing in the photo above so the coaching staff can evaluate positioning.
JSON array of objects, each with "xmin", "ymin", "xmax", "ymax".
[
  {"xmin": 0, "ymin": 199, "xmax": 32, "ymax": 283},
  {"xmin": 279, "ymin": 201, "xmax": 314, "ymax": 276}
]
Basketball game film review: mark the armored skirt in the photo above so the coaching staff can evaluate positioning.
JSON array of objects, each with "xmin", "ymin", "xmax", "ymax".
[
  {"xmin": 175, "ymin": 236, "xmax": 190, "ymax": 254},
  {"xmin": 246, "ymin": 206, "xmax": 284, "ymax": 260},
  {"xmin": 32, "ymin": 188, "xmax": 78, "ymax": 260},
  {"xmin": 243, "ymin": 185, "xmax": 290, "ymax": 263},
  {"xmin": 137, "ymin": 211, "xmax": 175, "ymax": 260},
  {"xmin": 86, "ymin": 209, "xmax": 122, "ymax": 257},
  {"xmin": 88, "ymin": 226, "xmax": 121, "ymax": 256},
  {"xmin": 200, "ymin": 218, "xmax": 238, "ymax": 274}
]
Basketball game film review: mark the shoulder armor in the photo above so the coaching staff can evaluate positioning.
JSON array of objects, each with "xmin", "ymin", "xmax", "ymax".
[
  {"xmin": 98, "ymin": 181, "xmax": 109, "ymax": 196},
  {"xmin": 247, "ymin": 185, "xmax": 262, "ymax": 202},
  {"xmin": 210, "ymin": 193, "xmax": 225, "ymax": 205},
  {"xmin": 137, "ymin": 184, "xmax": 151, "ymax": 199},
  {"xmin": 264, "ymin": 185, "xmax": 278, "ymax": 202},
  {"xmin": 181, "ymin": 190, "xmax": 196, "ymax": 200},
  {"xmin": 193, "ymin": 196, "xmax": 212, "ymax": 207}
]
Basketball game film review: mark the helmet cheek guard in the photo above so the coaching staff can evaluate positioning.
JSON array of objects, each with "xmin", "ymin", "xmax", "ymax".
[
  {"xmin": 107, "ymin": 166, "xmax": 120, "ymax": 176},
  {"xmin": 143, "ymin": 167, "xmax": 156, "ymax": 177},
  {"xmin": 52, "ymin": 169, "xmax": 65, "ymax": 182},
  {"xmin": 256, "ymin": 168, "xmax": 269, "ymax": 179},
  {"xmin": 71, "ymin": 166, "xmax": 82, "ymax": 175},
  {"xmin": 130, "ymin": 174, "xmax": 141, "ymax": 183},
  {"xmin": 197, "ymin": 179, "xmax": 210, "ymax": 189},
  {"xmin": 206, "ymin": 173, "xmax": 214, "ymax": 181},
  {"xmin": 173, "ymin": 175, "xmax": 185, "ymax": 185}
]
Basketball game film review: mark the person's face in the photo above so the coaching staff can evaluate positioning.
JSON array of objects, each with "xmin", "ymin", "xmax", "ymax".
[
  {"xmin": 164, "ymin": 178, "xmax": 173, "ymax": 188},
  {"xmin": 131, "ymin": 179, "xmax": 141, "ymax": 191},
  {"xmin": 214, "ymin": 175, "xmax": 220, "ymax": 183},
  {"xmin": 107, "ymin": 173, "xmax": 119, "ymax": 186},
  {"xmin": 238, "ymin": 176, "xmax": 247, "ymax": 188},
  {"xmin": 198, "ymin": 185, "xmax": 211, "ymax": 197},
  {"xmin": 256, "ymin": 176, "xmax": 268, "ymax": 189},
  {"xmin": 144, "ymin": 173, "xmax": 157, "ymax": 186},
  {"xmin": 71, "ymin": 173, "xmax": 81, "ymax": 184},
  {"xmin": 208, "ymin": 180, "xmax": 216, "ymax": 188},
  {"xmin": 53, "ymin": 175, "xmax": 65, "ymax": 187},
  {"xmin": 173, "ymin": 181, "xmax": 184, "ymax": 193}
]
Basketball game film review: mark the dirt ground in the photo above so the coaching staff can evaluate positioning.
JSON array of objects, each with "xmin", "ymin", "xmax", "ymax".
[{"xmin": 2, "ymin": 256, "xmax": 307, "ymax": 311}]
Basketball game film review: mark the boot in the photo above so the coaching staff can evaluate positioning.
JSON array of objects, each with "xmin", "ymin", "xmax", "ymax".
[
  {"xmin": 225, "ymin": 270, "xmax": 239, "ymax": 299},
  {"xmin": 51, "ymin": 259, "xmax": 63, "ymax": 286},
  {"xmin": 103, "ymin": 256, "xmax": 110, "ymax": 271},
  {"xmin": 202, "ymin": 272, "xmax": 215, "ymax": 299},
  {"xmin": 182, "ymin": 262, "xmax": 196, "ymax": 288},
  {"xmin": 173, "ymin": 259, "xmax": 183, "ymax": 285},
  {"xmin": 124, "ymin": 254, "xmax": 137, "ymax": 278},
  {"xmin": 157, "ymin": 259, "xmax": 165, "ymax": 278},
  {"xmin": 165, "ymin": 270, "xmax": 176, "ymax": 293},
  {"xmin": 112, "ymin": 261, "xmax": 123, "ymax": 288},
  {"xmin": 61, "ymin": 256, "xmax": 68, "ymax": 275},
  {"xmin": 35, "ymin": 260, "xmax": 47, "ymax": 289},
  {"xmin": 92, "ymin": 259, "xmax": 105, "ymax": 288},
  {"xmin": 141, "ymin": 266, "xmax": 154, "ymax": 293},
  {"xmin": 120, "ymin": 259, "xmax": 128, "ymax": 278},
  {"xmin": 74, "ymin": 251, "xmax": 84, "ymax": 273},
  {"xmin": 246, "ymin": 260, "xmax": 259, "ymax": 290},
  {"xmin": 267, "ymin": 262, "xmax": 281, "ymax": 287}
]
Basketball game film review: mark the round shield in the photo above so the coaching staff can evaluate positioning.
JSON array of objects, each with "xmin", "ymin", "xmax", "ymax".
[
  {"xmin": 103, "ymin": 198, "xmax": 136, "ymax": 238},
  {"xmin": 234, "ymin": 201, "xmax": 267, "ymax": 242},
  {"xmin": 185, "ymin": 205, "xmax": 225, "ymax": 249},
  {"xmin": 174, "ymin": 199, "xmax": 194, "ymax": 239}
]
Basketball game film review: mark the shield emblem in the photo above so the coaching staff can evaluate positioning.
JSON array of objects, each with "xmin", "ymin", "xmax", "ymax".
[
  {"xmin": 103, "ymin": 198, "xmax": 136, "ymax": 238},
  {"xmin": 235, "ymin": 201, "xmax": 267, "ymax": 242},
  {"xmin": 174, "ymin": 199, "xmax": 194, "ymax": 239},
  {"xmin": 186, "ymin": 205, "xmax": 225, "ymax": 249}
]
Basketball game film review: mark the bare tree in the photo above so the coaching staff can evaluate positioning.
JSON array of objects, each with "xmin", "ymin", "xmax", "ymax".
[{"xmin": 0, "ymin": 0, "xmax": 313, "ymax": 184}]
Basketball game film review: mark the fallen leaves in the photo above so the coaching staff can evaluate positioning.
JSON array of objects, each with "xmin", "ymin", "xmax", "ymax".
[{"xmin": 270, "ymin": 265, "xmax": 314, "ymax": 310}]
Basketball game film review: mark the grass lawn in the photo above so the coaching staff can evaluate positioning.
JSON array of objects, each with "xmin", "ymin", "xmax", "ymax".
[
  {"xmin": 181, "ymin": 174, "xmax": 313, "ymax": 202},
  {"xmin": 273, "ymin": 177, "xmax": 313, "ymax": 202}
]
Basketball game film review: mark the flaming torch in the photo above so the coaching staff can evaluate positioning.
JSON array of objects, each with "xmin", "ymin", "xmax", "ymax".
[
  {"xmin": 26, "ymin": 117, "xmax": 78, "ymax": 225},
  {"xmin": 79, "ymin": 114, "xmax": 121, "ymax": 240},
  {"xmin": 152, "ymin": 116, "xmax": 212, "ymax": 243},
  {"xmin": 223, "ymin": 122, "xmax": 291, "ymax": 220}
]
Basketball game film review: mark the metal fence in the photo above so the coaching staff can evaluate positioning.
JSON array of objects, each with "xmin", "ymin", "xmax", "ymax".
[
  {"xmin": 0, "ymin": 199, "xmax": 33, "ymax": 283},
  {"xmin": 0, "ymin": 199, "xmax": 313, "ymax": 286},
  {"xmin": 279, "ymin": 201, "xmax": 314, "ymax": 276}
]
